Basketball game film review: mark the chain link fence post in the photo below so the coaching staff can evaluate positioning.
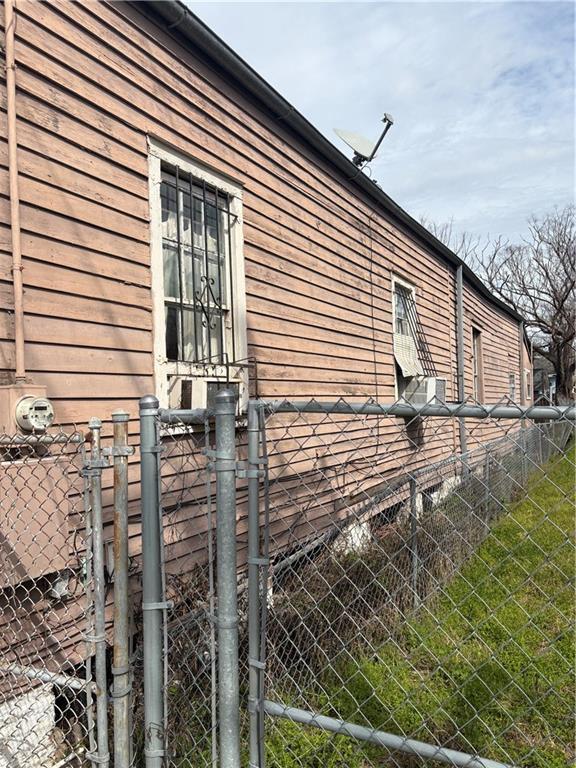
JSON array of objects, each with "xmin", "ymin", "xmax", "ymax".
[
  {"xmin": 409, "ymin": 477, "xmax": 419, "ymax": 610},
  {"xmin": 112, "ymin": 410, "xmax": 132, "ymax": 768},
  {"xmin": 214, "ymin": 389, "xmax": 241, "ymax": 768},
  {"xmin": 140, "ymin": 395, "xmax": 165, "ymax": 768},
  {"xmin": 247, "ymin": 402, "xmax": 265, "ymax": 768},
  {"xmin": 86, "ymin": 417, "xmax": 110, "ymax": 768},
  {"xmin": 484, "ymin": 448, "xmax": 491, "ymax": 520}
]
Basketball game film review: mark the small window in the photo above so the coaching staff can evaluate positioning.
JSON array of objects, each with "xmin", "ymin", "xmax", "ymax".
[
  {"xmin": 524, "ymin": 369, "xmax": 532, "ymax": 401},
  {"xmin": 395, "ymin": 284, "xmax": 412, "ymax": 336},
  {"xmin": 472, "ymin": 328, "xmax": 483, "ymax": 401},
  {"xmin": 509, "ymin": 373, "xmax": 516, "ymax": 401},
  {"xmin": 393, "ymin": 278, "xmax": 424, "ymax": 397},
  {"xmin": 149, "ymin": 141, "xmax": 248, "ymax": 410}
]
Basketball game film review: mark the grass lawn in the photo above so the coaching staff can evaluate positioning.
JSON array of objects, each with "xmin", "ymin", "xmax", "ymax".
[{"xmin": 267, "ymin": 444, "xmax": 575, "ymax": 768}]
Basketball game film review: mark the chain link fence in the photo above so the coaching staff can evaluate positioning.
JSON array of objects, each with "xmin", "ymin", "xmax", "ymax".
[
  {"xmin": 246, "ymin": 400, "xmax": 574, "ymax": 768},
  {"xmin": 0, "ymin": 430, "xmax": 90, "ymax": 768},
  {"xmin": 3, "ymin": 398, "xmax": 572, "ymax": 768}
]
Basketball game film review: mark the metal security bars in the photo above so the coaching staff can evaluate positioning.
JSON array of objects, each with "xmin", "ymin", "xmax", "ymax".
[
  {"xmin": 161, "ymin": 165, "xmax": 235, "ymax": 367},
  {"xmin": 394, "ymin": 285, "xmax": 436, "ymax": 377}
]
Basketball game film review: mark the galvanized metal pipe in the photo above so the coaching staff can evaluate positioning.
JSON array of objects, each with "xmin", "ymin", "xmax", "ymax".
[
  {"xmin": 88, "ymin": 418, "xmax": 110, "ymax": 768},
  {"xmin": 259, "ymin": 400, "xmax": 576, "ymax": 421},
  {"xmin": 247, "ymin": 402, "xmax": 264, "ymax": 768},
  {"xmin": 158, "ymin": 407, "xmax": 213, "ymax": 424},
  {"xmin": 214, "ymin": 390, "xmax": 241, "ymax": 768},
  {"xmin": 263, "ymin": 701, "xmax": 511, "ymax": 768},
  {"xmin": 4, "ymin": 0, "xmax": 26, "ymax": 381},
  {"xmin": 112, "ymin": 411, "xmax": 131, "ymax": 768},
  {"xmin": 0, "ymin": 434, "xmax": 83, "ymax": 445},
  {"xmin": 82, "ymin": 439, "xmax": 97, "ymax": 765},
  {"xmin": 409, "ymin": 477, "xmax": 419, "ymax": 610},
  {"xmin": 0, "ymin": 661, "xmax": 97, "ymax": 693},
  {"xmin": 139, "ymin": 395, "xmax": 165, "ymax": 768}
]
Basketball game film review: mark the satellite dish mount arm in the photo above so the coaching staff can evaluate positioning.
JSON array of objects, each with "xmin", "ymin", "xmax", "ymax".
[{"xmin": 352, "ymin": 113, "xmax": 394, "ymax": 167}]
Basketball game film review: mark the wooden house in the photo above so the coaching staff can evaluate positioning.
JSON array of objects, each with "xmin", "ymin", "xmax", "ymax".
[{"xmin": 0, "ymin": 1, "xmax": 533, "ymax": 752}]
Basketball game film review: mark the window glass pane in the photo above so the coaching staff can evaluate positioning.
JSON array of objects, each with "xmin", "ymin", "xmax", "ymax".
[
  {"xmin": 161, "ymin": 182, "xmax": 177, "ymax": 243},
  {"xmin": 205, "ymin": 201, "xmax": 218, "ymax": 254},
  {"xmin": 195, "ymin": 309, "xmax": 207, "ymax": 362},
  {"xmin": 395, "ymin": 287, "xmax": 411, "ymax": 335},
  {"xmin": 182, "ymin": 309, "xmax": 197, "ymax": 362},
  {"xmin": 165, "ymin": 305, "xmax": 179, "ymax": 362},
  {"xmin": 181, "ymin": 246, "xmax": 195, "ymax": 303},
  {"xmin": 163, "ymin": 244, "xmax": 180, "ymax": 299},
  {"xmin": 218, "ymin": 208, "xmax": 229, "ymax": 306},
  {"xmin": 208, "ymin": 252, "xmax": 224, "ymax": 306},
  {"xmin": 193, "ymin": 248, "xmax": 205, "ymax": 302},
  {"xmin": 179, "ymin": 188, "xmax": 192, "ymax": 247},
  {"xmin": 209, "ymin": 312, "xmax": 223, "ymax": 363},
  {"xmin": 192, "ymin": 196, "xmax": 203, "ymax": 250}
]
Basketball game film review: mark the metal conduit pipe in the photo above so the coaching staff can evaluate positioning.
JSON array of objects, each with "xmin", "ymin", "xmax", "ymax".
[
  {"xmin": 4, "ymin": 0, "xmax": 26, "ymax": 381},
  {"xmin": 257, "ymin": 401, "xmax": 576, "ymax": 421},
  {"xmin": 263, "ymin": 701, "xmax": 511, "ymax": 768},
  {"xmin": 0, "ymin": 661, "xmax": 97, "ymax": 693}
]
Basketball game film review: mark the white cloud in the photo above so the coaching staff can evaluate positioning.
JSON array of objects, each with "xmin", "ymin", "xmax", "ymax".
[{"xmin": 192, "ymin": 1, "xmax": 574, "ymax": 241}]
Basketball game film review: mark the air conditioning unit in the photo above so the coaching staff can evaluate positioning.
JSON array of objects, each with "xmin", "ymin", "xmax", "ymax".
[
  {"xmin": 168, "ymin": 376, "xmax": 242, "ymax": 413},
  {"xmin": 402, "ymin": 377, "xmax": 447, "ymax": 406}
]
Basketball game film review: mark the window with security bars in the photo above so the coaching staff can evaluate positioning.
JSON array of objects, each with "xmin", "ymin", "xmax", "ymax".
[
  {"xmin": 161, "ymin": 166, "xmax": 233, "ymax": 365},
  {"xmin": 394, "ymin": 284, "xmax": 413, "ymax": 337},
  {"xmin": 149, "ymin": 140, "xmax": 248, "ymax": 410},
  {"xmin": 393, "ymin": 279, "xmax": 425, "ymax": 396}
]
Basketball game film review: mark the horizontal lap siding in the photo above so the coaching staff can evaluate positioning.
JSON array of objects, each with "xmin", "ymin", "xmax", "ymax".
[
  {"xmin": 0, "ymin": 8, "xmax": 10, "ymax": 385},
  {"xmin": 11, "ymin": 0, "xmax": 458, "ymax": 410},
  {"xmin": 0, "ymin": 0, "xmax": 522, "ymax": 664}
]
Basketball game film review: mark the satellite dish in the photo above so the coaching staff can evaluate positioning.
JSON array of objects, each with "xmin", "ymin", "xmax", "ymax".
[{"xmin": 334, "ymin": 114, "xmax": 394, "ymax": 167}]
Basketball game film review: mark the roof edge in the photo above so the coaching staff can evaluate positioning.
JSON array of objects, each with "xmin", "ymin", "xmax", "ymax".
[{"xmin": 140, "ymin": 0, "xmax": 523, "ymax": 325}]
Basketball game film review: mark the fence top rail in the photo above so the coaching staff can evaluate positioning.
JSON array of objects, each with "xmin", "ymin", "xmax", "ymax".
[
  {"xmin": 157, "ymin": 407, "xmax": 213, "ymax": 425},
  {"xmin": 252, "ymin": 400, "xmax": 576, "ymax": 421}
]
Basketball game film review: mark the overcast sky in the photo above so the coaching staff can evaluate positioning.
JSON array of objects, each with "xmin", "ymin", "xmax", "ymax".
[{"xmin": 191, "ymin": 1, "xmax": 574, "ymax": 243}]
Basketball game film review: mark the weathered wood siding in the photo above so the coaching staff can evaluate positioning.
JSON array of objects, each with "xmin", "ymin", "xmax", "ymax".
[{"xmin": 0, "ymin": 0, "xmax": 526, "ymax": 665}]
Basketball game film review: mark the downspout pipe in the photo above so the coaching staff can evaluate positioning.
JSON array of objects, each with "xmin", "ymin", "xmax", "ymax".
[
  {"xmin": 456, "ymin": 266, "xmax": 467, "ymax": 454},
  {"xmin": 4, "ymin": 0, "xmax": 26, "ymax": 381},
  {"xmin": 518, "ymin": 321, "xmax": 526, "ymax": 405}
]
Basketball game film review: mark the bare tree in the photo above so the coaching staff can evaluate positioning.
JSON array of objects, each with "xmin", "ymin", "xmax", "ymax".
[
  {"xmin": 422, "ymin": 207, "xmax": 575, "ymax": 403},
  {"xmin": 481, "ymin": 206, "xmax": 575, "ymax": 403},
  {"xmin": 420, "ymin": 216, "xmax": 485, "ymax": 264}
]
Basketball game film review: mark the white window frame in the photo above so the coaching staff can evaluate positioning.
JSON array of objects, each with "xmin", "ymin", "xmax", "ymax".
[
  {"xmin": 148, "ymin": 138, "xmax": 248, "ymax": 410},
  {"xmin": 472, "ymin": 326, "xmax": 483, "ymax": 401},
  {"xmin": 523, "ymin": 368, "xmax": 532, "ymax": 402}
]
